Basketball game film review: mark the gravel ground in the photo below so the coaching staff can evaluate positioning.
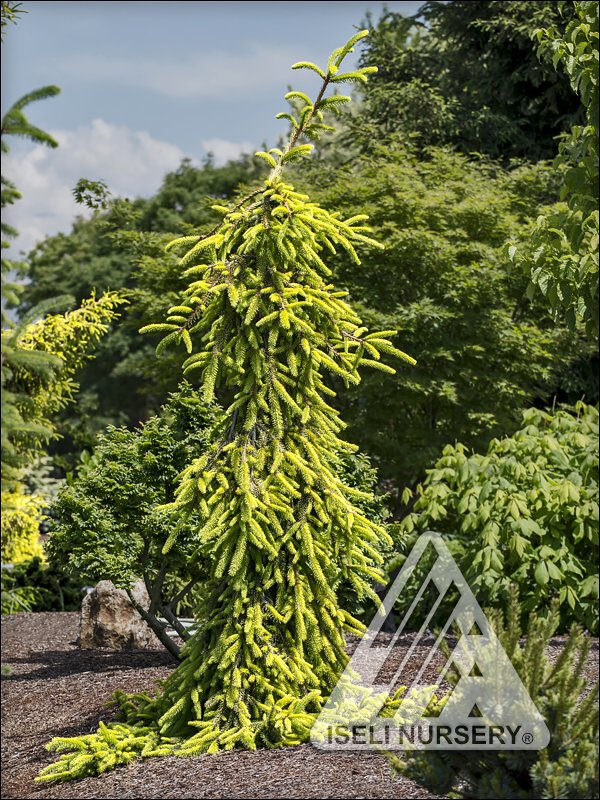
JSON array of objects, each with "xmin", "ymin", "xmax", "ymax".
[
  {"xmin": 0, "ymin": 613, "xmax": 440, "ymax": 799},
  {"xmin": 1, "ymin": 612, "xmax": 597, "ymax": 799}
]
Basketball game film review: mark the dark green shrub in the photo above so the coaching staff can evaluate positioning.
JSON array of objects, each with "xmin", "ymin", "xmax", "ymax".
[{"xmin": 47, "ymin": 384, "xmax": 218, "ymax": 656}]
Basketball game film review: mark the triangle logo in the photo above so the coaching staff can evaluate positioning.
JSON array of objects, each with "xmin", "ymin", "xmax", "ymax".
[{"xmin": 311, "ymin": 531, "xmax": 550, "ymax": 751}]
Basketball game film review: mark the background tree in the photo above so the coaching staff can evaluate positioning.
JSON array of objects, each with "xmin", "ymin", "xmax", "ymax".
[
  {"xmin": 1, "ymin": 490, "xmax": 44, "ymax": 562},
  {"xmin": 353, "ymin": 1, "xmax": 582, "ymax": 161},
  {"xmin": 17, "ymin": 134, "xmax": 597, "ymax": 493},
  {"xmin": 17, "ymin": 157, "xmax": 267, "ymax": 466},
  {"xmin": 510, "ymin": 0, "xmax": 599, "ymax": 334},
  {"xmin": 300, "ymin": 146, "xmax": 596, "ymax": 498}
]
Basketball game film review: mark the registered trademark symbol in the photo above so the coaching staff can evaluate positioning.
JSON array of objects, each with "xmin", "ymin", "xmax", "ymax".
[{"xmin": 522, "ymin": 732, "xmax": 534, "ymax": 744}]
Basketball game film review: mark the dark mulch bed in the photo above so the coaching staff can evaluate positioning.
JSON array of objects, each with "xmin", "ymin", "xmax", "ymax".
[
  {"xmin": 1, "ymin": 613, "xmax": 598, "ymax": 799},
  {"xmin": 0, "ymin": 613, "xmax": 441, "ymax": 799}
]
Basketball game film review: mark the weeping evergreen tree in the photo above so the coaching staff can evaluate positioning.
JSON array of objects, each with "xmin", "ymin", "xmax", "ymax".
[{"xmin": 38, "ymin": 31, "xmax": 415, "ymax": 783}]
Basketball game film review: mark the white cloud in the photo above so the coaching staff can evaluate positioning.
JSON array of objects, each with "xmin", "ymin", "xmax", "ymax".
[
  {"xmin": 56, "ymin": 46, "xmax": 294, "ymax": 100},
  {"xmin": 2, "ymin": 119, "xmax": 189, "ymax": 254},
  {"xmin": 201, "ymin": 137, "xmax": 253, "ymax": 166}
]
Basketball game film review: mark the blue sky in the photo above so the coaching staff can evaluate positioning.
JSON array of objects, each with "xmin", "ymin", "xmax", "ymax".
[{"xmin": 2, "ymin": 0, "xmax": 423, "ymax": 252}]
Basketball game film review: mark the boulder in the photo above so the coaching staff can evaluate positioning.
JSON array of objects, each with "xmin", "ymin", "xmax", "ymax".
[{"xmin": 79, "ymin": 579, "xmax": 160, "ymax": 650}]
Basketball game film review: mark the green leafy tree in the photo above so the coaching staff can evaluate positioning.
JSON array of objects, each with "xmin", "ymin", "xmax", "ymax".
[
  {"xmin": 510, "ymin": 0, "xmax": 599, "ymax": 334},
  {"xmin": 304, "ymin": 146, "xmax": 595, "ymax": 496},
  {"xmin": 48, "ymin": 385, "xmax": 220, "ymax": 658},
  {"xmin": 37, "ymin": 31, "xmax": 411, "ymax": 783},
  {"xmin": 353, "ymin": 1, "xmax": 582, "ymax": 161},
  {"xmin": 397, "ymin": 403, "xmax": 599, "ymax": 633}
]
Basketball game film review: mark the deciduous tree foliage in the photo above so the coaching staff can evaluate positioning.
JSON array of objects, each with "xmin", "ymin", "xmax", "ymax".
[
  {"xmin": 354, "ymin": 1, "xmax": 582, "ymax": 160},
  {"xmin": 305, "ymin": 146, "xmax": 595, "ymax": 494},
  {"xmin": 37, "ymin": 32, "xmax": 409, "ymax": 783},
  {"xmin": 510, "ymin": 0, "xmax": 599, "ymax": 334},
  {"xmin": 397, "ymin": 403, "xmax": 599, "ymax": 633},
  {"xmin": 18, "ymin": 148, "xmax": 596, "ymax": 493}
]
